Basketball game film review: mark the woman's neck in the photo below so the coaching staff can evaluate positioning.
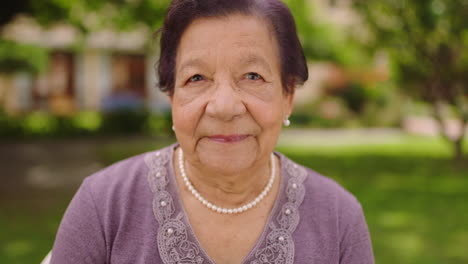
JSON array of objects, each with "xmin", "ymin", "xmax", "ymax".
[{"xmin": 174, "ymin": 147, "xmax": 276, "ymax": 207}]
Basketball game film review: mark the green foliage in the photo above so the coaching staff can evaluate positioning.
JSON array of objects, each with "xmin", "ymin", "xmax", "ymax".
[
  {"xmin": 72, "ymin": 111, "xmax": 102, "ymax": 132},
  {"xmin": 360, "ymin": 83, "xmax": 403, "ymax": 127},
  {"xmin": 0, "ymin": 110, "xmax": 22, "ymax": 137},
  {"xmin": 22, "ymin": 112, "xmax": 58, "ymax": 136},
  {"xmin": 289, "ymin": 112, "xmax": 346, "ymax": 128},
  {"xmin": 0, "ymin": 110, "xmax": 173, "ymax": 139},
  {"xmin": 290, "ymin": 83, "xmax": 400, "ymax": 128},
  {"xmin": 352, "ymin": 0, "xmax": 468, "ymax": 159},
  {"xmin": 145, "ymin": 110, "xmax": 173, "ymax": 136},
  {"xmin": 335, "ymin": 82, "xmax": 371, "ymax": 114},
  {"xmin": 0, "ymin": 40, "xmax": 49, "ymax": 73},
  {"xmin": 1, "ymin": 0, "xmax": 371, "ymax": 73},
  {"xmin": 284, "ymin": 0, "xmax": 371, "ymax": 66},
  {"xmin": 100, "ymin": 109, "xmax": 149, "ymax": 135},
  {"xmin": 1, "ymin": 0, "xmax": 171, "ymax": 72},
  {"xmin": 353, "ymin": 0, "xmax": 468, "ymax": 103},
  {"xmin": 5, "ymin": 0, "xmax": 170, "ymax": 32}
]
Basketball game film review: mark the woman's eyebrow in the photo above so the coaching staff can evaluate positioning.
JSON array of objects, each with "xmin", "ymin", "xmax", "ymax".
[
  {"xmin": 178, "ymin": 55, "xmax": 272, "ymax": 74},
  {"xmin": 239, "ymin": 54, "xmax": 272, "ymax": 74},
  {"xmin": 178, "ymin": 58, "xmax": 208, "ymax": 73}
]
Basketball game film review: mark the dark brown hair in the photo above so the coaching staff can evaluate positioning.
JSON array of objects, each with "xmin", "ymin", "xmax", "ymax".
[{"xmin": 156, "ymin": 0, "xmax": 308, "ymax": 95}]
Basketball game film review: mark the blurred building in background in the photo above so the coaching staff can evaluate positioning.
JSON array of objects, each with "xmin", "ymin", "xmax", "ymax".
[
  {"xmin": 0, "ymin": 15, "xmax": 168, "ymax": 115},
  {"xmin": 1, "ymin": 0, "xmax": 372, "ymax": 116}
]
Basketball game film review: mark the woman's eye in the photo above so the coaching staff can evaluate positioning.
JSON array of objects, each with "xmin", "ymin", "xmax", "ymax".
[
  {"xmin": 246, "ymin": 72, "xmax": 262, "ymax": 81},
  {"xmin": 188, "ymin": 74, "xmax": 204, "ymax": 83}
]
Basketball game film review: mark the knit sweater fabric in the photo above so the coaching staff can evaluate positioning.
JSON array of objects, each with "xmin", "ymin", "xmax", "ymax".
[{"xmin": 50, "ymin": 144, "xmax": 374, "ymax": 264}]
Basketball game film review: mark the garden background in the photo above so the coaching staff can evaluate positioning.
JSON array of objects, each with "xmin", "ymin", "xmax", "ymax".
[{"xmin": 1, "ymin": 0, "xmax": 467, "ymax": 263}]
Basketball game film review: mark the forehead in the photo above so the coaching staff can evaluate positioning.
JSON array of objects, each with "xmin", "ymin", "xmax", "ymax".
[{"xmin": 176, "ymin": 14, "xmax": 280, "ymax": 68}]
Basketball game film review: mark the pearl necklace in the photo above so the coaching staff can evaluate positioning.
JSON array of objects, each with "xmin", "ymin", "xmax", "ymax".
[{"xmin": 178, "ymin": 149, "xmax": 276, "ymax": 214}]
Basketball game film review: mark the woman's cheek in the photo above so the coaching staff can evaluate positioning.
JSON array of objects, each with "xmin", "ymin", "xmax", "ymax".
[
  {"xmin": 238, "ymin": 81, "xmax": 285, "ymax": 121},
  {"xmin": 173, "ymin": 96, "xmax": 206, "ymax": 132},
  {"xmin": 238, "ymin": 82, "xmax": 276, "ymax": 103},
  {"xmin": 174, "ymin": 82, "xmax": 212, "ymax": 106}
]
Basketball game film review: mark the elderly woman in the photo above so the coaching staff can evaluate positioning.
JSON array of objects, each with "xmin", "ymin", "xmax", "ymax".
[{"xmin": 50, "ymin": 0, "xmax": 374, "ymax": 263}]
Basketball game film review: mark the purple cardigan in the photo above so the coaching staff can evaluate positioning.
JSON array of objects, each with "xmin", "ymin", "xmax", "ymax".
[{"xmin": 50, "ymin": 144, "xmax": 374, "ymax": 263}]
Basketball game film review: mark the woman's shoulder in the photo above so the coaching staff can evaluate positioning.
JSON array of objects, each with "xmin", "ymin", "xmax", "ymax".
[
  {"xmin": 304, "ymin": 166, "xmax": 360, "ymax": 207},
  {"xmin": 280, "ymin": 153, "xmax": 370, "ymax": 248},
  {"xmin": 51, "ymin": 145, "xmax": 175, "ymax": 262},
  {"xmin": 278, "ymin": 155, "xmax": 374, "ymax": 262}
]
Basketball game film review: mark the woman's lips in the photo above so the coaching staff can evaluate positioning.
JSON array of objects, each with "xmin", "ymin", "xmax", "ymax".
[{"xmin": 207, "ymin": 134, "xmax": 249, "ymax": 143}]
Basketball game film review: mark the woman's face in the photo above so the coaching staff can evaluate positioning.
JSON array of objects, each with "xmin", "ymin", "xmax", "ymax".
[{"xmin": 171, "ymin": 14, "xmax": 294, "ymax": 174}]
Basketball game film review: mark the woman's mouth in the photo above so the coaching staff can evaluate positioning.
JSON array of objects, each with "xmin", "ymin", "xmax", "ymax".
[{"xmin": 207, "ymin": 134, "xmax": 249, "ymax": 143}]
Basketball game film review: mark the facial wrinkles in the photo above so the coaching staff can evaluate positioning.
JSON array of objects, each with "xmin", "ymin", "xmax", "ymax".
[
  {"xmin": 174, "ymin": 15, "xmax": 287, "ymax": 134},
  {"xmin": 224, "ymin": 50, "xmax": 278, "ymax": 103},
  {"xmin": 198, "ymin": 52, "xmax": 259, "ymax": 138},
  {"xmin": 178, "ymin": 50, "xmax": 274, "ymax": 104},
  {"xmin": 179, "ymin": 57, "xmax": 280, "ymax": 142},
  {"xmin": 176, "ymin": 16, "xmax": 281, "ymax": 96}
]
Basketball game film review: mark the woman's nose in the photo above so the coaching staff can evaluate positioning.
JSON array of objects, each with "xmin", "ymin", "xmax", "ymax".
[{"xmin": 205, "ymin": 80, "xmax": 246, "ymax": 121}]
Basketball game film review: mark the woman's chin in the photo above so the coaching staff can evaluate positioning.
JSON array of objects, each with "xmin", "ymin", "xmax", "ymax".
[{"xmin": 196, "ymin": 137, "xmax": 259, "ymax": 174}]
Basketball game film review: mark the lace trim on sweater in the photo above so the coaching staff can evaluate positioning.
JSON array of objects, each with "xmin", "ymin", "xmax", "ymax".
[{"xmin": 145, "ymin": 147, "xmax": 307, "ymax": 264}]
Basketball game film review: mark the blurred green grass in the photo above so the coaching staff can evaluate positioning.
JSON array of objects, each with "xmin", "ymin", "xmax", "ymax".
[
  {"xmin": 1, "ymin": 135, "xmax": 467, "ymax": 263},
  {"xmin": 0, "ymin": 189, "xmax": 76, "ymax": 264}
]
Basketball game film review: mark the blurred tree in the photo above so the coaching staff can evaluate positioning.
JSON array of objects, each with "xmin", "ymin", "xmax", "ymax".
[
  {"xmin": 285, "ymin": 0, "xmax": 371, "ymax": 66},
  {"xmin": 1, "ymin": 0, "xmax": 369, "ymax": 75},
  {"xmin": 0, "ymin": 40, "xmax": 48, "ymax": 73},
  {"xmin": 0, "ymin": 0, "xmax": 170, "ymax": 73},
  {"xmin": 2, "ymin": 0, "xmax": 356, "ymax": 59},
  {"xmin": 352, "ymin": 0, "xmax": 468, "ymax": 160},
  {"xmin": 1, "ymin": 0, "xmax": 170, "ymax": 31}
]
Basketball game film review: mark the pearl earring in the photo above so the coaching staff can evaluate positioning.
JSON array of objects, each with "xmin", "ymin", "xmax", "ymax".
[
  {"xmin": 283, "ymin": 118, "xmax": 291, "ymax": 127},
  {"xmin": 172, "ymin": 126, "xmax": 175, "ymax": 131}
]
